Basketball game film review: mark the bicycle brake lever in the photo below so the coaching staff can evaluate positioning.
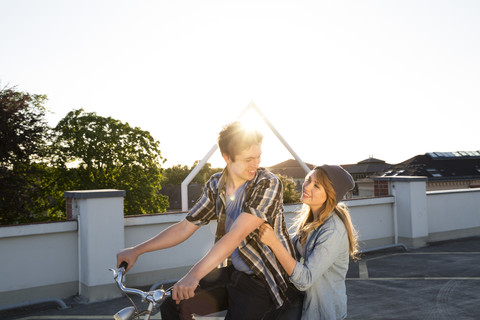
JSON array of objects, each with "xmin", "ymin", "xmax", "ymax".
[{"xmin": 109, "ymin": 268, "xmax": 118, "ymax": 279}]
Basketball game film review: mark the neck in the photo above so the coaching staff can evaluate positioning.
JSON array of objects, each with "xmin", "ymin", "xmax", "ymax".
[
  {"xmin": 225, "ymin": 171, "xmax": 246, "ymax": 195},
  {"xmin": 310, "ymin": 206, "xmax": 321, "ymax": 221}
]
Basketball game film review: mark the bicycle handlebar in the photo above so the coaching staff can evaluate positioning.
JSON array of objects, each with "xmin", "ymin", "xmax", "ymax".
[
  {"xmin": 110, "ymin": 262, "xmax": 171, "ymax": 305},
  {"xmin": 119, "ymin": 261, "xmax": 128, "ymax": 270}
]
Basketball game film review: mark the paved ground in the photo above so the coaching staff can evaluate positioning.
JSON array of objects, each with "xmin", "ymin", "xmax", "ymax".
[{"xmin": 2, "ymin": 236, "xmax": 480, "ymax": 320}]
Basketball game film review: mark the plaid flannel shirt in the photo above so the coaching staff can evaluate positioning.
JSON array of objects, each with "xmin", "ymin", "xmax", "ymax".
[{"xmin": 185, "ymin": 167, "xmax": 295, "ymax": 308}]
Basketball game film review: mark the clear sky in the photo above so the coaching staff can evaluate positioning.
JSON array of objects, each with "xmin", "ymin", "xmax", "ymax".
[{"xmin": 1, "ymin": 0, "xmax": 479, "ymax": 169}]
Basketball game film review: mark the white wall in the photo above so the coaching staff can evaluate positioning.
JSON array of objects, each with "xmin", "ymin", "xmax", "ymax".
[
  {"xmin": 427, "ymin": 189, "xmax": 480, "ymax": 241},
  {"xmin": 1, "ymin": 185, "xmax": 479, "ymax": 309},
  {"xmin": 0, "ymin": 221, "xmax": 78, "ymax": 306},
  {"xmin": 121, "ymin": 213, "xmax": 216, "ymax": 287},
  {"xmin": 346, "ymin": 197, "xmax": 396, "ymax": 248}
]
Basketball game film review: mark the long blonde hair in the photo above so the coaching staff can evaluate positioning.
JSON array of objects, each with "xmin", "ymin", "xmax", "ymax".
[{"xmin": 293, "ymin": 168, "xmax": 359, "ymax": 260}]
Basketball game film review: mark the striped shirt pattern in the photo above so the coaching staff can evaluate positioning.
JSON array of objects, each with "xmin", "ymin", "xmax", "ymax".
[{"xmin": 186, "ymin": 167, "xmax": 295, "ymax": 307}]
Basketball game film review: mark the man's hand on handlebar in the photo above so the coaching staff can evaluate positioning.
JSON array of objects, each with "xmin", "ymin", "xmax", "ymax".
[
  {"xmin": 116, "ymin": 247, "xmax": 140, "ymax": 272},
  {"xmin": 172, "ymin": 273, "xmax": 200, "ymax": 304}
]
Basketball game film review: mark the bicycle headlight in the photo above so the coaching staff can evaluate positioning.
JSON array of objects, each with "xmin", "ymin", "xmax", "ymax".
[{"xmin": 113, "ymin": 306, "xmax": 135, "ymax": 320}]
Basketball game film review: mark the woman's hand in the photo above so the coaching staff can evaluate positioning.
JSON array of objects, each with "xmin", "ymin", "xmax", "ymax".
[
  {"xmin": 258, "ymin": 223, "xmax": 278, "ymax": 247},
  {"xmin": 259, "ymin": 223, "xmax": 296, "ymax": 276}
]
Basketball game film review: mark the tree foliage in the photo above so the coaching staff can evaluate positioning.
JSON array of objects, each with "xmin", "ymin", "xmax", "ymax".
[
  {"xmin": 277, "ymin": 174, "xmax": 301, "ymax": 203},
  {"xmin": 51, "ymin": 109, "xmax": 168, "ymax": 215},
  {"xmin": 0, "ymin": 85, "xmax": 299, "ymax": 224},
  {"xmin": 161, "ymin": 164, "xmax": 191, "ymax": 186},
  {"xmin": 192, "ymin": 161, "xmax": 223, "ymax": 185},
  {"xmin": 162, "ymin": 163, "xmax": 300, "ymax": 204},
  {"xmin": 0, "ymin": 86, "xmax": 50, "ymax": 166},
  {"xmin": 162, "ymin": 161, "xmax": 223, "ymax": 186},
  {"xmin": 0, "ymin": 86, "xmax": 60, "ymax": 224}
]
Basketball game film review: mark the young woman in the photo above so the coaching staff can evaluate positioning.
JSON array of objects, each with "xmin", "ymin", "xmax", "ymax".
[{"xmin": 259, "ymin": 164, "xmax": 359, "ymax": 320}]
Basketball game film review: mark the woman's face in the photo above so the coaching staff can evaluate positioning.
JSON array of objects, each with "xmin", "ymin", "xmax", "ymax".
[{"xmin": 301, "ymin": 171, "xmax": 327, "ymax": 212}]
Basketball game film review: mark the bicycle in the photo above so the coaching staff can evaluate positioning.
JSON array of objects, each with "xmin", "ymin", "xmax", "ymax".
[{"xmin": 110, "ymin": 262, "xmax": 171, "ymax": 320}]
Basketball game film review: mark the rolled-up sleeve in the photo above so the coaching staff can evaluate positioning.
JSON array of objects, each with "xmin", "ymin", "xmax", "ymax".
[
  {"xmin": 186, "ymin": 175, "xmax": 218, "ymax": 226},
  {"xmin": 290, "ymin": 222, "xmax": 346, "ymax": 291}
]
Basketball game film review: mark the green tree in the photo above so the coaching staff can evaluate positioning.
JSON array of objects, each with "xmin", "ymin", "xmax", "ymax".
[
  {"xmin": 162, "ymin": 161, "xmax": 222, "ymax": 186},
  {"xmin": 0, "ymin": 86, "xmax": 51, "ymax": 166},
  {"xmin": 192, "ymin": 161, "xmax": 223, "ymax": 185},
  {"xmin": 0, "ymin": 86, "xmax": 60, "ymax": 225},
  {"xmin": 52, "ymin": 109, "xmax": 168, "ymax": 215},
  {"xmin": 277, "ymin": 174, "xmax": 301, "ymax": 204},
  {"xmin": 162, "ymin": 164, "xmax": 299, "ymax": 204},
  {"xmin": 161, "ymin": 164, "xmax": 191, "ymax": 186}
]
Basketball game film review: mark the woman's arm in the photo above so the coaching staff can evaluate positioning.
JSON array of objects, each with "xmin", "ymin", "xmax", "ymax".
[{"xmin": 258, "ymin": 223, "xmax": 297, "ymax": 276}]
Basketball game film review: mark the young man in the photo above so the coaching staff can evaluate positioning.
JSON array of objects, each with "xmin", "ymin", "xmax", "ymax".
[{"xmin": 116, "ymin": 121, "xmax": 294, "ymax": 320}]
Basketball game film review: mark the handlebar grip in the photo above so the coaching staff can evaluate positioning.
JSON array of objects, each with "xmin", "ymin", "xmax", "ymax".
[{"xmin": 119, "ymin": 261, "xmax": 128, "ymax": 270}]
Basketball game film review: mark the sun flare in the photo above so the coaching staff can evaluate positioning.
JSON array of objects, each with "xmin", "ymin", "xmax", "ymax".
[{"xmin": 238, "ymin": 108, "xmax": 265, "ymax": 134}]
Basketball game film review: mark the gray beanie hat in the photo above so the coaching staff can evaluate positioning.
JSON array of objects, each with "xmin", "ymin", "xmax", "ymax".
[{"xmin": 314, "ymin": 165, "xmax": 355, "ymax": 203}]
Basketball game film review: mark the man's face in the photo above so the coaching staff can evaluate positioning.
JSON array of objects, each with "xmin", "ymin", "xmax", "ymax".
[{"xmin": 225, "ymin": 143, "xmax": 262, "ymax": 183}]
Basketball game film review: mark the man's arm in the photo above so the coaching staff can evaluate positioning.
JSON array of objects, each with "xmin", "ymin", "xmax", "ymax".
[
  {"xmin": 258, "ymin": 223, "xmax": 296, "ymax": 275},
  {"xmin": 116, "ymin": 219, "xmax": 200, "ymax": 272},
  {"xmin": 172, "ymin": 212, "xmax": 265, "ymax": 302}
]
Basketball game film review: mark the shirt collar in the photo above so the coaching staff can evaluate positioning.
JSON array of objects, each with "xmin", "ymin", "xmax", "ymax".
[{"xmin": 218, "ymin": 167, "xmax": 261, "ymax": 196}]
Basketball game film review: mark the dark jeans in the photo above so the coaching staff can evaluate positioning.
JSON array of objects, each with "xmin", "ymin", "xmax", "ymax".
[
  {"xmin": 275, "ymin": 289, "xmax": 303, "ymax": 320},
  {"xmin": 160, "ymin": 265, "xmax": 280, "ymax": 320}
]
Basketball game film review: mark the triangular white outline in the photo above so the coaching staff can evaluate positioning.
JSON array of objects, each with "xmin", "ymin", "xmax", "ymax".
[{"xmin": 181, "ymin": 101, "xmax": 310, "ymax": 211}]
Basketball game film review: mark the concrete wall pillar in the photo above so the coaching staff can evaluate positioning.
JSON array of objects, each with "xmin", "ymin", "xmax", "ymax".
[
  {"xmin": 373, "ymin": 177, "xmax": 429, "ymax": 248},
  {"xmin": 64, "ymin": 189, "xmax": 126, "ymax": 302}
]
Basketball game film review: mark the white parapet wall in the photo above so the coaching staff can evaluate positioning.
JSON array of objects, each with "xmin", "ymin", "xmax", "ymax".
[
  {"xmin": 121, "ymin": 212, "xmax": 217, "ymax": 288},
  {"xmin": 345, "ymin": 197, "xmax": 396, "ymax": 249},
  {"xmin": 0, "ymin": 221, "xmax": 79, "ymax": 307},
  {"xmin": 427, "ymin": 188, "xmax": 480, "ymax": 242},
  {"xmin": 1, "ymin": 182, "xmax": 480, "ymax": 308}
]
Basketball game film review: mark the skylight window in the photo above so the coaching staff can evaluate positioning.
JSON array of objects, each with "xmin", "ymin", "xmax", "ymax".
[
  {"xmin": 381, "ymin": 170, "xmax": 393, "ymax": 177},
  {"xmin": 430, "ymin": 151, "xmax": 480, "ymax": 159},
  {"xmin": 426, "ymin": 168, "xmax": 442, "ymax": 177},
  {"xmin": 392, "ymin": 170, "xmax": 405, "ymax": 176}
]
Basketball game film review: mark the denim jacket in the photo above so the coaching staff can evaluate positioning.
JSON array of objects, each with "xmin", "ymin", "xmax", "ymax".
[{"xmin": 290, "ymin": 213, "xmax": 350, "ymax": 320}]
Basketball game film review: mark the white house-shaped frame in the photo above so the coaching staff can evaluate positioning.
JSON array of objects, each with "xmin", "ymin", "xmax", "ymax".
[{"xmin": 181, "ymin": 101, "xmax": 310, "ymax": 211}]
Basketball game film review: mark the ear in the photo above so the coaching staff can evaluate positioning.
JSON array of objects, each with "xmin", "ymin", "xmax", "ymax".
[{"xmin": 222, "ymin": 153, "xmax": 232, "ymax": 164}]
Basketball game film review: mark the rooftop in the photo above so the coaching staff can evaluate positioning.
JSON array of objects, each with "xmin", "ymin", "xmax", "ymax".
[
  {"xmin": 267, "ymin": 159, "xmax": 316, "ymax": 179},
  {"xmin": 2, "ymin": 236, "xmax": 479, "ymax": 320},
  {"xmin": 379, "ymin": 151, "xmax": 480, "ymax": 181},
  {"xmin": 343, "ymin": 157, "xmax": 393, "ymax": 175}
]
